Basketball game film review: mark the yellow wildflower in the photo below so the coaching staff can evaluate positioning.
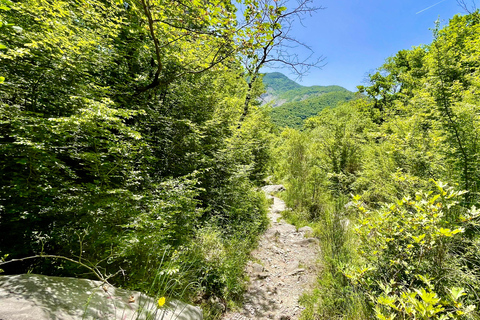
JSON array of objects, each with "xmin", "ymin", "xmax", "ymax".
[{"xmin": 157, "ymin": 297, "xmax": 166, "ymax": 308}]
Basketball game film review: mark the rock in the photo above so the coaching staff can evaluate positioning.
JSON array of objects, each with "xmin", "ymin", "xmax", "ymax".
[
  {"xmin": 341, "ymin": 218, "xmax": 351, "ymax": 229},
  {"xmin": 295, "ymin": 238, "xmax": 319, "ymax": 246},
  {"xmin": 208, "ymin": 296, "xmax": 225, "ymax": 313},
  {"xmin": 289, "ymin": 269, "xmax": 305, "ymax": 276},
  {"xmin": 288, "ymin": 261, "xmax": 300, "ymax": 271},
  {"xmin": 251, "ymin": 263, "xmax": 264, "ymax": 273},
  {"xmin": 298, "ymin": 226, "xmax": 313, "ymax": 236},
  {"xmin": 261, "ymin": 185, "xmax": 286, "ymax": 193},
  {"xmin": 0, "ymin": 274, "xmax": 202, "ymax": 320},
  {"xmin": 257, "ymin": 272, "xmax": 269, "ymax": 279}
]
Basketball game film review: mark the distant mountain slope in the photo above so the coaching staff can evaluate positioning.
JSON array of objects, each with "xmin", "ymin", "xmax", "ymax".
[
  {"xmin": 261, "ymin": 72, "xmax": 348, "ymax": 108},
  {"xmin": 270, "ymin": 91, "xmax": 355, "ymax": 129},
  {"xmin": 261, "ymin": 72, "xmax": 355, "ymax": 129},
  {"xmin": 262, "ymin": 72, "xmax": 303, "ymax": 93}
]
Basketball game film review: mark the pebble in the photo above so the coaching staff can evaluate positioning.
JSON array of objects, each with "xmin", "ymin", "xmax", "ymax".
[
  {"xmin": 289, "ymin": 268, "xmax": 305, "ymax": 276},
  {"xmin": 252, "ymin": 263, "xmax": 264, "ymax": 273}
]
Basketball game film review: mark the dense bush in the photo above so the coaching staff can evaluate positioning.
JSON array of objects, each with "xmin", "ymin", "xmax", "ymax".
[{"xmin": 348, "ymin": 182, "xmax": 479, "ymax": 319}]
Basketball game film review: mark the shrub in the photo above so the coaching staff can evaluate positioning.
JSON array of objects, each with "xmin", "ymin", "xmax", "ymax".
[{"xmin": 345, "ymin": 181, "xmax": 480, "ymax": 319}]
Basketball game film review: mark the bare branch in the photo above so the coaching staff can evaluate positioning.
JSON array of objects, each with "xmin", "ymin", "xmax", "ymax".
[
  {"xmin": 456, "ymin": 0, "xmax": 477, "ymax": 13},
  {"xmin": 237, "ymin": 0, "xmax": 325, "ymax": 126}
]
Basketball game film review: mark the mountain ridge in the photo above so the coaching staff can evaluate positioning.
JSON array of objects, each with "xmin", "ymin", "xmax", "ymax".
[
  {"xmin": 261, "ymin": 72, "xmax": 355, "ymax": 129},
  {"xmin": 261, "ymin": 72, "xmax": 350, "ymax": 107}
]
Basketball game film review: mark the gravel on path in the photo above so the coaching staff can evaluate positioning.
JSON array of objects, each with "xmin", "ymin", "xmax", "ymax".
[{"xmin": 222, "ymin": 187, "xmax": 319, "ymax": 320}]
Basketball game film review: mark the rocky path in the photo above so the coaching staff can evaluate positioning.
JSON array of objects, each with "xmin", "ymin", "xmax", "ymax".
[{"xmin": 222, "ymin": 186, "xmax": 319, "ymax": 320}]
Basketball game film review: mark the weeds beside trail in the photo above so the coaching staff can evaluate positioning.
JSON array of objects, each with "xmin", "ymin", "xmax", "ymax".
[{"xmin": 280, "ymin": 196, "xmax": 369, "ymax": 320}]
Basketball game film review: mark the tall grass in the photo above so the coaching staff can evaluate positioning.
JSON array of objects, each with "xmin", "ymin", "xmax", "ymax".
[{"xmin": 281, "ymin": 194, "xmax": 370, "ymax": 319}]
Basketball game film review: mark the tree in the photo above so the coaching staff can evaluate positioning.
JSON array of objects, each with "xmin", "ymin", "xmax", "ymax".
[{"xmin": 236, "ymin": 0, "xmax": 325, "ymax": 126}]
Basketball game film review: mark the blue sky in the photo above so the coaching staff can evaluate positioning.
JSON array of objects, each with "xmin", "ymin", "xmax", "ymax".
[{"xmin": 265, "ymin": 0, "xmax": 467, "ymax": 91}]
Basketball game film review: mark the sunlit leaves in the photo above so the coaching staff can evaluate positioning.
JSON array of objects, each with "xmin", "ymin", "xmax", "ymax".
[
  {"xmin": 0, "ymin": 0, "xmax": 276, "ymax": 302},
  {"xmin": 348, "ymin": 181, "xmax": 479, "ymax": 319}
]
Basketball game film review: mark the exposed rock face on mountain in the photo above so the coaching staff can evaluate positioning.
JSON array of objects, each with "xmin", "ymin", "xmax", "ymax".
[
  {"xmin": 261, "ymin": 73, "xmax": 355, "ymax": 129},
  {"xmin": 0, "ymin": 274, "xmax": 202, "ymax": 320}
]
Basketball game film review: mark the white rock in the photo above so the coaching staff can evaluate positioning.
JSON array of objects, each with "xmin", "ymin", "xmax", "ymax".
[
  {"xmin": 298, "ymin": 226, "xmax": 313, "ymax": 235},
  {"xmin": 252, "ymin": 263, "xmax": 264, "ymax": 273},
  {"xmin": 0, "ymin": 274, "xmax": 202, "ymax": 320},
  {"xmin": 261, "ymin": 185, "xmax": 286, "ymax": 193}
]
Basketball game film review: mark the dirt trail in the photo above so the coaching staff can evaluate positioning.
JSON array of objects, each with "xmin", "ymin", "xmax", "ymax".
[{"xmin": 222, "ymin": 186, "xmax": 319, "ymax": 320}]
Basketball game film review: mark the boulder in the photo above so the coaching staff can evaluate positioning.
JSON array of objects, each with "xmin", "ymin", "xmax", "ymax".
[{"xmin": 0, "ymin": 274, "xmax": 202, "ymax": 320}]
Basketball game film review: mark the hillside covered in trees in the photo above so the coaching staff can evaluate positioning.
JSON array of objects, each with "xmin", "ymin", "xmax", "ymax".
[{"xmin": 261, "ymin": 72, "xmax": 355, "ymax": 129}]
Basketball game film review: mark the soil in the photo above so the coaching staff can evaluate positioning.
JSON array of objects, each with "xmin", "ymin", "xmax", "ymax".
[{"xmin": 222, "ymin": 187, "xmax": 319, "ymax": 320}]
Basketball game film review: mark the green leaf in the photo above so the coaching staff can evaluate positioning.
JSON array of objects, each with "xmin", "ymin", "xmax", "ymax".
[
  {"xmin": 414, "ymin": 288, "xmax": 441, "ymax": 305},
  {"xmin": 412, "ymin": 234, "xmax": 426, "ymax": 243},
  {"xmin": 378, "ymin": 295, "xmax": 397, "ymax": 309},
  {"xmin": 438, "ymin": 227, "xmax": 463, "ymax": 237},
  {"xmin": 0, "ymin": 0, "xmax": 12, "ymax": 10},
  {"xmin": 449, "ymin": 287, "xmax": 466, "ymax": 301}
]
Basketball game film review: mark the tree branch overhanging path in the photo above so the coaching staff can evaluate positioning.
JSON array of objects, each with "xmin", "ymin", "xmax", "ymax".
[
  {"xmin": 131, "ymin": 0, "xmax": 325, "ymax": 128},
  {"xmin": 131, "ymin": 0, "xmax": 324, "ymax": 128},
  {"xmin": 237, "ymin": 0, "xmax": 326, "ymax": 128}
]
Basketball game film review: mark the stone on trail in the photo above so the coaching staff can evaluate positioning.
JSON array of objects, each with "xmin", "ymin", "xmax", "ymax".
[
  {"xmin": 294, "ymin": 238, "xmax": 319, "ymax": 246},
  {"xmin": 261, "ymin": 185, "xmax": 286, "ymax": 193},
  {"xmin": 251, "ymin": 263, "xmax": 264, "ymax": 273},
  {"xmin": 297, "ymin": 226, "xmax": 313, "ymax": 236},
  {"xmin": 0, "ymin": 274, "xmax": 202, "ymax": 320}
]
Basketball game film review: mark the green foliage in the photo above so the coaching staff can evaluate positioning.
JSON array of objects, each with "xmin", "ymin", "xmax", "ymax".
[
  {"xmin": 263, "ymin": 72, "xmax": 347, "ymax": 102},
  {"xmin": 0, "ymin": 0, "xmax": 279, "ymax": 313},
  {"xmin": 273, "ymin": 12, "xmax": 480, "ymax": 319},
  {"xmin": 261, "ymin": 72, "xmax": 354, "ymax": 129},
  {"xmin": 278, "ymin": 85, "xmax": 350, "ymax": 103},
  {"xmin": 298, "ymin": 198, "xmax": 370, "ymax": 320},
  {"xmin": 274, "ymin": 102, "xmax": 371, "ymax": 215},
  {"xmin": 263, "ymin": 72, "xmax": 303, "ymax": 93},
  {"xmin": 347, "ymin": 182, "xmax": 479, "ymax": 319},
  {"xmin": 358, "ymin": 12, "xmax": 480, "ymax": 200}
]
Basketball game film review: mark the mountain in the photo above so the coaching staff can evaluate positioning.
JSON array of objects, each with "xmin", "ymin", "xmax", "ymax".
[
  {"xmin": 261, "ymin": 72, "xmax": 355, "ymax": 129},
  {"xmin": 262, "ymin": 72, "xmax": 303, "ymax": 94}
]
